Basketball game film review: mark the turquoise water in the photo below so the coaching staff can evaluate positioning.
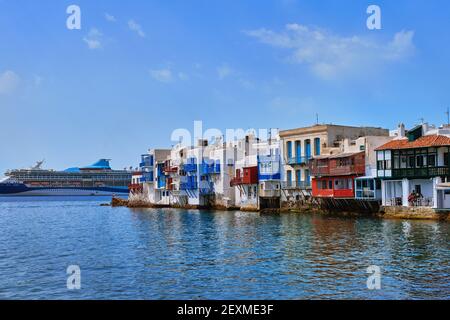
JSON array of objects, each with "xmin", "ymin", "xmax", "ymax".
[{"xmin": 0, "ymin": 197, "xmax": 449, "ymax": 300}]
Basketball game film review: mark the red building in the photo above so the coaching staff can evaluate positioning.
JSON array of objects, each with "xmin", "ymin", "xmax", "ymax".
[
  {"xmin": 310, "ymin": 152, "xmax": 365, "ymax": 198},
  {"xmin": 230, "ymin": 166, "xmax": 258, "ymax": 187},
  {"xmin": 129, "ymin": 171, "xmax": 143, "ymax": 195}
]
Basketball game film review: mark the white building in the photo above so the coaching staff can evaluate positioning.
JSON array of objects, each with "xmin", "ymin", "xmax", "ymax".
[{"xmin": 376, "ymin": 123, "xmax": 450, "ymax": 209}]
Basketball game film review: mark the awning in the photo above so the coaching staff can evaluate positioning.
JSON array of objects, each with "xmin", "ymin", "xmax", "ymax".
[{"xmin": 436, "ymin": 183, "xmax": 450, "ymax": 190}]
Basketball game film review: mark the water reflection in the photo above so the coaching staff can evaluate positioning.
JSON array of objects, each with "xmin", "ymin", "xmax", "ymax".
[{"xmin": 0, "ymin": 200, "xmax": 449, "ymax": 299}]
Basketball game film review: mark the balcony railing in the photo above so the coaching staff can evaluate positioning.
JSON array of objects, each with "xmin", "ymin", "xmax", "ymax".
[
  {"xmin": 330, "ymin": 164, "xmax": 365, "ymax": 176},
  {"xmin": 310, "ymin": 164, "xmax": 365, "ymax": 177},
  {"xmin": 310, "ymin": 166, "xmax": 330, "ymax": 176},
  {"xmin": 164, "ymin": 166, "xmax": 178, "ymax": 174},
  {"xmin": 392, "ymin": 166, "xmax": 449, "ymax": 179},
  {"xmin": 183, "ymin": 164, "xmax": 197, "ymax": 172},
  {"xmin": 287, "ymin": 156, "xmax": 311, "ymax": 165},
  {"xmin": 200, "ymin": 163, "xmax": 220, "ymax": 175},
  {"xmin": 140, "ymin": 173, "xmax": 154, "ymax": 182},
  {"xmin": 230, "ymin": 177, "xmax": 243, "ymax": 187},
  {"xmin": 180, "ymin": 181, "xmax": 198, "ymax": 190},
  {"xmin": 281, "ymin": 181, "xmax": 311, "ymax": 189}
]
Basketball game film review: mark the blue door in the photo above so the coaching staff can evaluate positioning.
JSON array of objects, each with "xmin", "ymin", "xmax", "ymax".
[
  {"xmin": 295, "ymin": 141, "xmax": 301, "ymax": 163},
  {"xmin": 287, "ymin": 170, "xmax": 292, "ymax": 184},
  {"xmin": 314, "ymin": 138, "xmax": 321, "ymax": 156},
  {"xmin": 305, "ymin": 169, "xmax": 310, "ymax": 184},
  {"xmin": 287, "ymin": 141, "xmax": 292, "ymax": 159},
  {"xmin": 296, "ymin": 170, "xmax": 302, "ymax": 186},
  {"xmin": 305, "ymin": 140, "xmax": 311, "ymax": 159}
]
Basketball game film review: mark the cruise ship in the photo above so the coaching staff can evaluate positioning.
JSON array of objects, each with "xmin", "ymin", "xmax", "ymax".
[{"xmin": 0, "ymin": 159, "xmax": 131, "ymax": 196}]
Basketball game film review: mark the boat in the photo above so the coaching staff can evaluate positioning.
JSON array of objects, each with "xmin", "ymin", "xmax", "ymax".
[{"xmin": 0, "ymin": 159, "xmax": 131, "ymax": 196}]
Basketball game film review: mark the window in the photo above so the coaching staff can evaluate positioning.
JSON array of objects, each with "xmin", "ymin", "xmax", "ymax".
[
  {"xmin": 377, "ymin": 160, "xmax": 384, "ymax": 170},
  {"xmin": 305, "ymin": 140, "xmax": 311, "ymax": 158},
  {"xmin": 416, "ymin": 155, "xmax": 424, "ymax": 168},
  {"xmin": 296, "ymin": 170, "xmax": 301, "ymax": 183},
  {"xmin": 408, "ymin": 156, "xmax": 415, "ymax": 168},
  {"xmin": 314, "ymin": 138, "xmax": 321, "ymax": 156},
  {"xmin": 386, "ymin": 160, "xmax": 392, "ymax": 170},
  {"xmin": 287, "ymin": 141, "xmax": 292, "ymax": 159},
  {"xmin": 427, "ymin": 154, "xmax": 436, "ymax": 167},
  {"xmin": 445, "ymin": 153, "xmax": 449, "ymax": 166},
  {"xmin": 414, "ymin": 185, "xmax": 422, "ymax": 196},
  {"xmin": 328, "ymin": 180, "xmax": 333, "ymax": 190},
  {"xmin": 295, "ymin": 141, "xmax": 301, "ymax": 160}
]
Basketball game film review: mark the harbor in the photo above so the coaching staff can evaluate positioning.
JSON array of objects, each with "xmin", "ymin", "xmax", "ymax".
[
  {"xmin": 122, "ymin": 122, "xmax": 450, "ymax": 220},
  {"xmin": 0, "ymin": 197, "xmax": 448, "ymax": 300}
]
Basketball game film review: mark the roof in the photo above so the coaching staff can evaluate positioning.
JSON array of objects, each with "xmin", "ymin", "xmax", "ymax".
[
  {"xmin": 375, "ymin": 135, "xmax": 450, "ymax": 151},
  {"xmin": 279, "ymin": 124, "xmax": 387, "ymax": 137},
  {"xmin": 313, "ymin": 151, "xmax": 364, "ymax": 160}
]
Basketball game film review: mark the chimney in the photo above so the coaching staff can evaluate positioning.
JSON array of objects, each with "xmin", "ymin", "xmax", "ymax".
[{"xmin": 398, "ymin": 123, "xmax": 405, "ymax": 137}]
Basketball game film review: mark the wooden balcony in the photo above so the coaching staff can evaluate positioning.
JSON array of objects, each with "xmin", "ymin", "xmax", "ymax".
[
  {"xmin": 164, "ymin": 166, "xmax": 178, "ymax": 174},
  {"xmin": 230, "ymin": 167, "xmax": 258, "ymax": 186},
  {"xmin": 392, "ymin": 166, "xmax": 449, "ymax": 179},
  {"xmin": 310, "ymin": 152, "xmax": 365, "ymax": 177}
]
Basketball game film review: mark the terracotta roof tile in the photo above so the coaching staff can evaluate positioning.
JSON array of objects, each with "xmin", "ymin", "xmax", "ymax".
[{"xmin": 375, "ymin": 135, "xmax": 450, "ymax": 151}]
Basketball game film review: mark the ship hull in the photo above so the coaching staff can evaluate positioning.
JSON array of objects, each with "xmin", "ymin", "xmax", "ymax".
[{"xmin": 0, "ymin": 184, "xmax": 129, "ymax": 197}]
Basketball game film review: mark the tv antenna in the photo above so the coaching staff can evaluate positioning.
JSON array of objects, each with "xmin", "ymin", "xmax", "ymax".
[{"xmin": 446, "ymin": 107, "xmax": 449, "ymax": 126}]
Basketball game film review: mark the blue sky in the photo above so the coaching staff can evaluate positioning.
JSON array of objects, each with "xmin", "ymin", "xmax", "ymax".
[{"xmin": 0, "ymin": 0, "xmax": 449, "ymax": 172}]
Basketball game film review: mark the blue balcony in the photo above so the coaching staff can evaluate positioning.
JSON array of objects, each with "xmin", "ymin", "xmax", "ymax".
[
  {"xmin": 183, "ymin": 158, "xmax": 198, "ymax": 172},
  {"xmin": 200, "ymin": 161, "xmax": 221, "ymax": 175},
  {"xmin": 287, "ymin": 156, "xmax": 311, "ymax": 165},
  {"xmin": 258, "ymin": 155, "xmax": 281, "ymax": 181},
  {"xmin": 180, "ymin": 175, "xmax": 198, "ymax": 190},
  {"xmin": 140, "ymin": 155, "xmax": 154, "ymax": 168},
  {"xmin": 180, "ymin": 181, "xmax": 198, "ymax": 190},
  {"xmin": 183, "ymin": 164, "xmax": 197, "ymax": 172},
  {"xmin": 141, "ymin": 172, "xmax": 154, "ymax": 182}
]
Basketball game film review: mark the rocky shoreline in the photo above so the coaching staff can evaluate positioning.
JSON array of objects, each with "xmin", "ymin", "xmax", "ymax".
[{"xmin": 110, "ymin": 197, "xmax": 450, "ymax": 221}]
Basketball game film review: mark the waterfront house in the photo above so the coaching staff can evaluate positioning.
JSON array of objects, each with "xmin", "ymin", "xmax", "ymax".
[
  {"xmin": 257, "ymin": 134, "xmax": 282, "ymax": 210},
  {"xmin": 138, "ymin": 149, "xmax": 171, "ymax": 206},
  {"xmin": 230, "ymin": 134, "xmax": 261, "ymax": 211},
  {"xmin": 279, "ymin": 124, "xmax": 389, "ymax": 207},
  {"xmin": 310, "ymin": 136, "xmax": 391, "ymax": 204},
  {"xmin": 129, "ymin": 170, "xmax": 143, "ymax": 196},
  {"xmin": 376, "ymin": 123, "xmax": 450, "ymax": 210}
]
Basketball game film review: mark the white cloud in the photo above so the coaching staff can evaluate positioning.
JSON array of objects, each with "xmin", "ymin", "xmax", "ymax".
[
  {"xmin": 217, "ymin": 64, "xmax": 234, "ymax": 79},
  {"xmin": 149, "ymin": 68, "xmax": 190, "ymax": 83},
  {"xmin": 238, "ymin": 78, "xmax": 254, "ymax": 89},
  {"xmin": 128, "ymin": 20, "xmax": 146, "ymax": 38},
  {"xmin": 83, "ymin": 28, "xmax": 103, "ymax": 49},
  {"xmin": 34, "ymin": 75, "xmax": 43, "ymax": 87},
  {"xmin": 178, "ymin": 72, "xmax": 189, "ymax": 81},
  {"xmin": 150, "ymin": 69, "xmax": 173, "ymax": 83},
  {"xmin": 0, "ymin": 70, "xmax": 20, "ymax": 95},
  {"xmin": 105, "ymin": 13, "xmax": 116, "ymax": 22},
  {"xmin": 245, "ymin": 24, "xmax": 415, "ymax": 79}
]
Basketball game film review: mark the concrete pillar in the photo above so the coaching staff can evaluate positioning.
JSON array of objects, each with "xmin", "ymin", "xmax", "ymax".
[
  {"xmin": 433, "ymin": 177, "xmax": 441, "ymax": 209},
  {"xmin": 402, "ymin": 178, "xmax": 410, "ymax": 207},
  {"xmin": 381, "ymin": 180, "xmax": 386, "ymax": 206}
]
